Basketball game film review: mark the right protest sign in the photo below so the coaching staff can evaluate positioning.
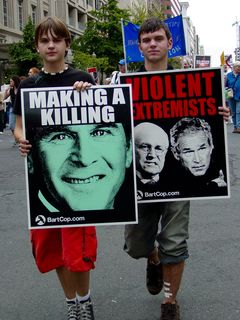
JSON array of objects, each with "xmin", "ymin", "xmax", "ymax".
[{"xmin": 120, "ymin": 67, "xmax": 230, "ymax": 203}]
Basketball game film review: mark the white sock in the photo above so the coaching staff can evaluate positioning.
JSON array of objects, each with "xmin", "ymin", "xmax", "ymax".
[
  {"xmin": 66, "ymin": 297, "xmax": 77, "ymax": 304},
  {"xmin": 76, "ymin": 291, "xmax": 90, "ymax": 302}
]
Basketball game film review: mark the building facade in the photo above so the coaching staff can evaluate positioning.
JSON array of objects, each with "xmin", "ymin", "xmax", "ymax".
[
  {"xmin": 118, "ymin": 0, "xmax": 181, "ymax": 18},
  {"xmin": 0, "ymin": 0, "xmax": 201, "ymax": 82},
  {"xmin": 0, "ymin": 0, "xmax": 106, "ymax": 45},
  {"xmin": 180, "ymin": 1, "xmax": 200, "ymax": 67},
  {"xmin": 0, "ymin": 0, "xmax": 106, "ymax": 82}
]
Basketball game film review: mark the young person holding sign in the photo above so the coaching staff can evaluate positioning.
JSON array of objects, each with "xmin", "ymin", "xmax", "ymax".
[
  {"xmin": 14, "ymin": 16, "xmax": 96, "ymax": 320},
  {"xmin": 124, "ymin": 18, "xmax": 230, "ymax": 320}
]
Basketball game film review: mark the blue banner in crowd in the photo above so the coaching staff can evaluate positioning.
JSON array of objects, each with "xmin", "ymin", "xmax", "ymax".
[{"xmin": 122, "ymin": 15, "xmax": 186, "ymax": 63}]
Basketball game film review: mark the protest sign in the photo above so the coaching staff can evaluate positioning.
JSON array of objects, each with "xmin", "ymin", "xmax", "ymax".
[
  {"xmin": 21, "ymin": 85, "xmax": 137, "ymax": 228},
  {"xmin": 120, "ymin": 68, "xmax": 230, "ymax": 203},
  {"xmin": 195, "ymin": 55, "xmax": 211, "ymax": 68}
]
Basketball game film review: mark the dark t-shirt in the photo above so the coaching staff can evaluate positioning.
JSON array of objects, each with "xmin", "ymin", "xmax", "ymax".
[
  {"xmin": 14, "ymin": 67, "xmax": 95, "ymax": 115},
  {"xmin": 10, "ymin": 87, "xmax": 17, "ymax": 106},
  {"xmin": 138, "ymin": 64, "xmax": 173, "ymax": 72}
]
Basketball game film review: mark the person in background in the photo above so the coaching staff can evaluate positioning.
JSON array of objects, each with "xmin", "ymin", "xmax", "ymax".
[
  {"xmin": 0, "ymin": 91, "xmax": 4, "ymax": 134},
  {"xmin": 110, "ymin": 59, "xmax": 126, "ymax": 84},
  {"xmin": 28, "ymin": 67, "xmax": 40, "ymax": 77},
  {"xmin": 104, "ymin": 77, "xmax": 111, "ymax": 85},
  {"xmin": 13, "ymin": 16, "xmax": 97, "ymax": 320},
  {"xmin": 4, "ymin": 76, "xmax": 21, "ymax": 146},
  {"xmin": 19, "ymin": 76, "xmax": 27, "ymax": 81},
  {"xmin": 225, "ymin": 61, "xmax": 240, "ymax": 133}
]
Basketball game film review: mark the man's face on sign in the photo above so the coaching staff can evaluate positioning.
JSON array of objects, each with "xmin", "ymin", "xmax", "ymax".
[
  {"xmin": 135, "ymin": 123, "xmax": 169, "ymax": 179},
  {"xmin": 138, "ymin": 28, "xmax": 172, "ymax": 64},
  {"xmin": 177, "ymin": 131, "xmax": 213, "ymax": 176},
  {"xmin": 33, "ymin": 124, "xmax": 132, "ymax": 211}
]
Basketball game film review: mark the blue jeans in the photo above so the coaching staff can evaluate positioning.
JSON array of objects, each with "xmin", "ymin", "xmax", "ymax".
[
  {"xmin": 228, "ymin": 98, "xmax": 240, "ymax": 128},
  {"xmin": 0, "ymin": 110, "xmax": 4, "ymax": 132},
  {"xmin": 9, "ymin": 107, "xmax": 16, "ymax": 131}
]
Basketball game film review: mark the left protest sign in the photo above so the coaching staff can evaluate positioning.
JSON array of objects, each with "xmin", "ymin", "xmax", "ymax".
[{"xmin": 21, "ymin": 85, "xmax": 138, "ymax": 229}]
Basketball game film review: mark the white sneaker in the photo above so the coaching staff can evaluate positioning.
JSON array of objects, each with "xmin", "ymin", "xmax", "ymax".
[
  {"xmin": 66, "ymin": 301, "xmax": 78, "ymax": 320},
  {"xmin": 78, "ymin": 298, "xmax": 95, "ymax": 320}
]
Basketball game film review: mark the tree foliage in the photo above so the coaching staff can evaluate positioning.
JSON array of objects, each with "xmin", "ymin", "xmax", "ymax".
[
  {"xmin": 75, "ymin": 0, "xmax": 130, "ymax": 74},
  {"xmin": 73, "ymin": 51, "xmax": 108, "ymax": 72},
  {"xmin": 8, "ymin": 17, "xmax": 41, "ymax": 76},
  {"xmin": 73, "ymin": 50, "xmax": 109, "ymax": 83},
  {"xmin": 130, "ymin": 0, "xmax": 165, "ymax": 25}
]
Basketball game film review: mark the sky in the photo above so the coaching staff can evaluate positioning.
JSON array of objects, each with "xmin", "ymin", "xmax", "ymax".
[{"xmin": 186, "ymin": 0, "xmax": 240, "ymax": 66}]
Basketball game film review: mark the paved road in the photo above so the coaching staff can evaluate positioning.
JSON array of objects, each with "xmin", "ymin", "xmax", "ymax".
[{"xmin": 0, "ymin": 124, "xmax": 239, "ymax": 320}]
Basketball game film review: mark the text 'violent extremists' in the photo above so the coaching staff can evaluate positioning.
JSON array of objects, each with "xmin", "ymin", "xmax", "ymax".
[
  {"xmin": 27, "ymin": 88, "xmax": 126, "ymax": 126},
  {"xmin": 124, "ymin": 71, "xmax": 219, "ymax": 120}
]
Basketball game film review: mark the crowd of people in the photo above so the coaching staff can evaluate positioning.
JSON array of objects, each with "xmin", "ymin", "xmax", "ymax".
[
  {"xmin": 0, "ymin": 15, "xmax": 232, "ymax": 320},
  {"xmin": 0, "ymin": 67, "xmax": 40, "ymax": 143}
]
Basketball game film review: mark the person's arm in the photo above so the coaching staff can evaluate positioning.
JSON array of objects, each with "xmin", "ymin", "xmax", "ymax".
[
  {"xmin": 14, "ymin": 115, "xmax": 32, "ymax": 156},
  {"xmin": 0, "ymin": 92, "xmax": 3, "ymax": 104},
  {"xmin": 4, "ymin": 88, "xmax": 10, "ymax": 100}
]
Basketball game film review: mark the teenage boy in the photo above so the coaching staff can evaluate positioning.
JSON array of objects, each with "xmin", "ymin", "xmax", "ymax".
[
  {"xmin": 14, "ymin": 16, "xmax": 97, "ymax": 320},
  {"xmin": 124, "ymin": 18, "xmax": 230, "ymax": 320}
]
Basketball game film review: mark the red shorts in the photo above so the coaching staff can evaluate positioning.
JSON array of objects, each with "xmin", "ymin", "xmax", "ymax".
[{"xmin": 30, "ymin": 226, "xmax": 97, "ymax": 273}]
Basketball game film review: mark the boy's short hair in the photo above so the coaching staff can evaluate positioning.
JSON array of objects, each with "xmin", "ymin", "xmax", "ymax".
[
  {"xmin": 138, "ymin": 17, "xmax": 172, "ymax": 43},
  {"xmin": 35, "ymin": 16, "xmax": 71, "ymax": 47}
]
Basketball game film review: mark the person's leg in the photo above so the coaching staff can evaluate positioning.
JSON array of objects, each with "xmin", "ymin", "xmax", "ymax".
[
  {"xmin": 162, "ymin": 261, "xmax": 184, "ymax": 304},
  {"xmin": 56, "ymin": 267, "xmax": 90, "ymax": 299},
  {"xmin": 31, "ymin": 228, "xmax": 96, "ymax": 319},
  {"xmin": 124, "ymin": 202, "xmax": 162, "ymax": 259},
  {"xmin": 157, "ymin": 201, "xmax": 190, "ymax": 319},
  {"xmin": 0, "ymin": 110, "xmax": 4, "ymax": 132},
  {"xmin": 228, "ymin": 99, "xmax": 237, "ymax": 131},
  {"xmin": 61, "ymin": 227, "xmax": 96, "ymax": 320},
  {"xmin": 9, "ymin": 109, "xmax": 17, "ymax": 144},
  {"xmin": 56, "ymin": 267, "xmax": 91, "ymax": 320},
  {"xmin": 235, "ymin": 100, "xmax": 240, "ymax": 131},
  {"xmin": 124, "ymin": 203, "xmax": 164, "ymax": 295},
  {"xmin": 148, "ymin": 246, "xmax": 160, "ymax": 264},
  {"xmin": 158, "ymin": 201, "xmax": 190, "ymax": 266}
]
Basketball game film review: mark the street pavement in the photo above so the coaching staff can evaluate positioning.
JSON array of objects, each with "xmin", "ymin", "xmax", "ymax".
[{"xmin": 0, "ymin": 123, "xmax": 240, "ymax": 320}]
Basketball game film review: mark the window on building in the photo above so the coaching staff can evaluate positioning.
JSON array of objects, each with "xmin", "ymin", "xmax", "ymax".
[
  {"xmin": 68, "ymin": 5, "xmax": 75, "ymax": 27},
  {"xmin": 18, "ymin": 0, "xmax": 23, "ymax": 31},
  {"xmin": 32, "ymin": 5, "xmax": 37, "ymax": 25},
  {"xmin": 95, "ymin": 0, "xmax": 101, "ymax": 10},
  {"xmin": 77, "ymin": 12, "xmax": 86, "ymax": 32},
  {"xmin": 87, "ymin": 0, "xmax": 94, "ymax": 7},
  {"xmin": 44, "ymin": 10, "xmax": 48, "ymax": 17},
  {"xmin": 3, "ymin": 0, "xmax": 8, "ymax": 26}
]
